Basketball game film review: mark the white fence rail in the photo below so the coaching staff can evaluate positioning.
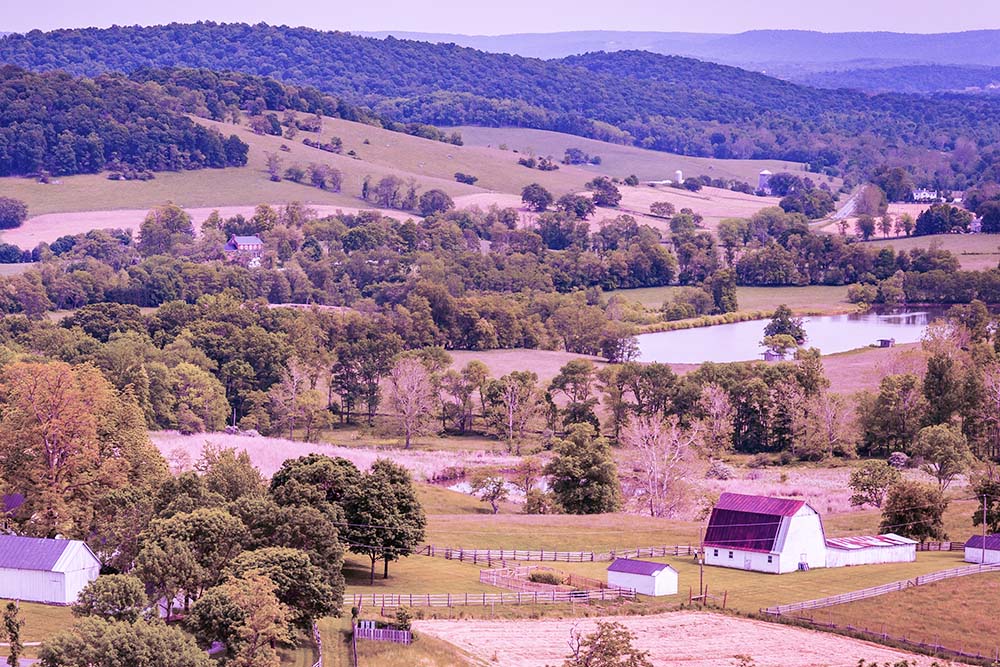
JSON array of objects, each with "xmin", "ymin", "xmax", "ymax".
[{"xmin": 351, "ymin": 588, "xmax": 636, "ymax": 608}]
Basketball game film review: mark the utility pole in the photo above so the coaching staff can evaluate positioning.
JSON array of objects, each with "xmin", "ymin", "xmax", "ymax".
[
  {"xmin": 699, "ymin": 527, "xmax": 704, "ymax": 598},
  {"xmin": 984, "ymin": 494, "xmax": 988, "ymax": 565}
]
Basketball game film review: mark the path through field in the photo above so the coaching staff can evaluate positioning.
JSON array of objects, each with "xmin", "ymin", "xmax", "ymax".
[{"xmin": 414, "ymin": 612, "xmax": 946, "ymax": 667}]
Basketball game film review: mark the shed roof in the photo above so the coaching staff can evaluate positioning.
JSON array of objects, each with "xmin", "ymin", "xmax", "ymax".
[
  {"xmin": 965, "ymin": 534, "xmax": 1000, "ymax": 551},
  {"xmin": 607, "ymin": 558, "xmax": 675, "ymax": 576},
  {"xmin": 0, "ymin": 535, "xmax": 96, "ymax": 572},
  {"xmin": 826, "ymin": 533, "xmax": 917, "ymax": 550},
  {"xmin": 715, "ymin": 493, "xmax": 806, "ymax": 517}
]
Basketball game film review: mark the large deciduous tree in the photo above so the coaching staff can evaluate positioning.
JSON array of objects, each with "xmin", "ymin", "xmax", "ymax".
[
  {"xmin": 849, "ymin": 461, "xmax": 902, "ymax": 508},
  {"xmin": 484, "ymin": 371, "xmax": 541, "ymax": 454},
  {"xmin": 40, "ymin": 618, "xmax": 212, "ymax": 667},
  {"xmin": 912, "ymin": 424, "xmax": 973, "ymax": 490},
  {"xmin": 138, "ymin": 203, "xmax": 195, "ymax": 257},
  {"xmin": 384, "ymin": 357, "xmax": 436, "ymax": 448},
  {"xmin": 546, "ymin": 423, "xmax": 621, "ymax": 514},
  {"xmin": 879, "ymin": 480, "xmax": 948, "ymax": 543},
  {"xmin": 621, "ymin": 416, "xmax": 697, "ymax": 517}
]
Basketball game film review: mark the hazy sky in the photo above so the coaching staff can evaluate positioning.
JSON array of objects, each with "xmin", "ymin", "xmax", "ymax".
[{"xmin": 4, "ymin": 0, "xmax": 1000, "ymax": 34}]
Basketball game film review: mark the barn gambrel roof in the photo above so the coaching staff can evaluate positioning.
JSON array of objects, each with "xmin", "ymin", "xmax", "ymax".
[
  {"xmin": 0, "ymin": 535, "xmax": 100, "ymax": 572},
  {"xmin": 704, "ymin": 493, "xmax": 816, "ymax": 553}
]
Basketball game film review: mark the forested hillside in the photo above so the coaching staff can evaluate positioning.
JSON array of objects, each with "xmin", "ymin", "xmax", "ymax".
[
  {"xmin": 798, "ymin": 64, "xmax": 1000, "ymax": 94},
  {"xmin": 0, "ymin": 66, "xmax": 250, "ymax": 177},
  {"xmin": 4, "ymin": 23, "xmax": 1000, "ymax": 186}
]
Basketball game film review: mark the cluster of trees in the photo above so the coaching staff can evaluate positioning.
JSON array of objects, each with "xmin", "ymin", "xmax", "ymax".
[
  {"xmin": 849, "ymin": 267, "xmax": 1000, "ymax": 305},
  {"xmin": 0, "ymin": 66, "xmax": 249, "ymax": 176},
  {"xmin": 9, "ymin": 24, "xmax": 1000, "ymax": 183}
]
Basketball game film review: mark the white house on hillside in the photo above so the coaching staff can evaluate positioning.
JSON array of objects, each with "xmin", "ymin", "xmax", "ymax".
[{"xmin": 0, "ymin": 535, "xmax": 101, "ymax": 604}]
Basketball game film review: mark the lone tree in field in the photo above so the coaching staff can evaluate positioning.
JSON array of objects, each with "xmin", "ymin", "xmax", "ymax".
[
  {"xmin": 343, "ymin": 460, "xmax": 426, "ymax": 583},
  {"xmin": 912, "ymin": 423, "xmax": 973, "ymax": 490},
  {"xmin": 546, "ymin": 423, "xmax": 621, "ymax": 514},
  {"xmin": 384, "ymin": 357, "xmax": 436, "ymax": 448},
  {"xmin": 848, "ymin": 460, "xmax": 901, "ymax": 508},
  {"xmin": 972, "ymin": 478, "xmax": 1000, "ymax": 534},
  {"xmin": 562, "ymin": 621, "xmax": 653, "ymax": 667},
  {"xmin": 469, "ymin": 467, "xmax": 509, "ymax": 514},
  {"xmin": 521, "ymin": 183, "xmax": 553, "ymax": 212},
  {"xmin": 879, "ymin": 480, "xmax": 948, "ymax": 542}
]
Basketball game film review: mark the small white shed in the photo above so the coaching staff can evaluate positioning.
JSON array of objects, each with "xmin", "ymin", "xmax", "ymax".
[
  {"xmin": 606, "ymin": 558, "xmax": 677, "ymax": 596},
  {"xmin": 0, "ymin": 535, "xmax": 101, "ymax": 605},
  {"xmin": 825, "ymin": 533, "xmax": 917, "ymax": 568},
  {"xmin": 964, "ymin": 535, "xmax": 1000, "ymax": 564}
]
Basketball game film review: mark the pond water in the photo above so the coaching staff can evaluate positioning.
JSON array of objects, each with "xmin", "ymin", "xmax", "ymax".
[{"xmin": 637, "ymin": 309, "xmax": 937, "ymax": 364}]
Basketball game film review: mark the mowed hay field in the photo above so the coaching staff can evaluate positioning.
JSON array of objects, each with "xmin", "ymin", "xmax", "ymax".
[
  {"xmin": 868, "ymin": 233, "xmax": 1000, "ymax": 271},
  {"xmin": 450, "ymin": 125, "xmax": 833, "ymax": 187},
  {"xmin": 0, "ymin": 113, "xmax": 598, "ymax": 220},
  {"xmin": 414, "ymin": 611, "xmax": 945, "ymax": 667},
  {"xmin": 615, "ymin": 183, "xmax": 785, "ymax": 231},
  {"xmin": 609, "ymin": 284, "xmax": 853, "ymax": 313}
]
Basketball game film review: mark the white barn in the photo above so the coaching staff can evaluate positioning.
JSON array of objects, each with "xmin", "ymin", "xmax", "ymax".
[
  {"xmin": 606, "ymin": 558, "xmax": 678, "ymax": 596},
  {"xmin": 964, "ymin": 535, "xmax": 1000, "ymax": 564},
  {"xmin": 825, "ymin": 533, "xmax": 917, "ymax": 567},
  {"xmin": 0, "ymin": 535, "xmax": 101, "ymax": 604},
  {"xmin": 704, "ymin": 493, "xmax": 827, "ymax": 574}
]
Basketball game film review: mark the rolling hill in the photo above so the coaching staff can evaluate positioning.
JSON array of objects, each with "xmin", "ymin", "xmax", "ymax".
[{"xmin": 4, "ymin": 22, "xmax": 1000, "ymax": 186}]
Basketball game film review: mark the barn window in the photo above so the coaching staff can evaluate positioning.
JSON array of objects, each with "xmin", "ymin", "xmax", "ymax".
[
  {"xmin": 713, "ymin": 549, "xmax": 718, "ymax": 557},
  {"xmin": 728, "ymin": 551, "xmax": 733, "ymax": 559},
  {"xmin": 767, "ymin": 555, "xmax": 773, "ymax": 563}
]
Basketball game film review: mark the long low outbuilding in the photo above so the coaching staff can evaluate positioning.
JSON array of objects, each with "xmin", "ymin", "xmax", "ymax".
[
  {"xmin": 825, "ymin": 533, "xmax": 917, "ymax": 567},
  {"xmin": 0, "ymin": 535, "xmax": 101, "ymax": 604}
]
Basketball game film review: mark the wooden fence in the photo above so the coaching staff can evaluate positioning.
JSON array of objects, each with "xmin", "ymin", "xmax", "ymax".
[
  {"xmin": 762, "ymin": 562, "xmax": 1000, "ymax": 616},
  {"xmin": 350, "ymin": 588, "xmax": 636, "ymax": 608},
  {"xmin": 915, "ymin": 541, "xmax": 965, "ymax": 552},
  {"xmin": 479, "ymin": 565, "xmax": 623, "ymax": 593},
  {"xmin": 780, "ymin": 616, "xmax": 1000, "ymax": 666},
  {"xmin": 418, "ymin": 544, "xmax": 696, "ymax": 564},
  {"xmin": 353, "ymin": 621, "xmax": 412, "ymax": 645}
]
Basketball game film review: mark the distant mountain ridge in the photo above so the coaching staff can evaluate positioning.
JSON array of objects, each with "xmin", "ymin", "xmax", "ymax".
[{"xmin": 359, "ymin": 28, "xmax": 1000, "ymax": 69}]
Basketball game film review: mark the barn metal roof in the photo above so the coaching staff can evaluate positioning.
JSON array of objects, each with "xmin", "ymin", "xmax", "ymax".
[
  {"xmin": 607, "ymin": 558, "xmax": 675, "ymax": 576},
  {"xmin": 231, "ymin": 235, "xmax": 263, "ymax": 245},
  {"xmin": 965, "ymin": 535, "xmax": 1000, "ymax": 551},
  {"xmin": 715, "ymin": 493, "xmax": 806, "ymax": 517},
  {"xmin": 0, "ymin": 535, "xmax": 84, "ymax": 572},
  {"xmin": 826, "ymin": 533, "xmax": 917, "ymax": 550},
  {"xmin": 704, "ymin": 508, "xmax": 784, "ymax": 552}
]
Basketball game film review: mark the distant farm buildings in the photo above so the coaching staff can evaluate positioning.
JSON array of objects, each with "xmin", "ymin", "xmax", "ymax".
[
  {"xmin": 0, "ymin": 535, "xmax": 101, "ymax": 604},
  {"xmin": 704, "ymin": 493, "xmax": 916, "ymax": 574},
  {"xmin": 757, "ymin": 170, "xmax": 772, "ymax": 195},
  {"xmin": 224, "ymin": 234, "xmax": 264, "ymax": 267},
  {"xmin": 911, "ymin": 188, "xmax": 939, "ymax": 203},
  {"xmin": 606, "ymin": 558, "xmax": 678, "ymax": 596},
  {"xmin": 964, "ymin": 535, "xmax": 1000, "ymax": 564}
]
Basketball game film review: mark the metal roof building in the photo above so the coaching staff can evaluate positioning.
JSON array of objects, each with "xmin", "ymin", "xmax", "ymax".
[
  {"xmin": 825, "ymin": 533, "xmax": 917, "ymax": 567},
  {"xmin": 606, "ymin": 558, "xmax": 677, "ymax": 596},
  {"xmin": 0, "ymin": 535, "xmax": 101, "ymax": 604},
  {"xmin": 965, "ymin": 535, "xmax": 1000, "ymax": 564}
]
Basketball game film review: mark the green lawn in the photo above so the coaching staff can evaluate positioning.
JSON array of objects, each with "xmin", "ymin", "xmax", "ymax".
[
  {"xmin": 609, "ymin": 284, "xmax": 853, "ymax": 315},
  {"xmin": 867, "ymin": 233, "xmax": 1000, "ymax": 271},
  {"xmin": 800, "ymin": 571, "xmax": 1000, "ymax": 658},
  {"xmin": 0, "ymin": 600, "xmax": 74, "ymax": 657}
]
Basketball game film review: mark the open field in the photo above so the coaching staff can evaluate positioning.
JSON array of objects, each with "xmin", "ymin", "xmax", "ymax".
[
  {"xmin": 867, "ymin": 233, "xmax": 1000, "ymax": 271},
  {"xmin": 449, "ymin": 125, "xmax": 830, "ymax": 187},
  {"xmin": 610, "ymin": 284, "xmax": 853, "ymax": 314},
  {"xmin": 149, "ymin": 431, "xmax": 519, "ymax": 481},
  {"xmin": 2, "ymin": 203, "xmax": 412, "ymax": 249},
  {"xmin": 0, "ymin": 599, "xmax": 73, "ymax": 658},
  {"xmin": 822, "ymin": 342, "xmax": 926, "ymax": 395},
  {"xmin": 615, "ymin": 183, "xmax": 785, "ymax": 231},
  {"xmin": 356, "ymin": 632, "xmax": 475, "ymax": 667},
  {"xmin": 448, "ymin": 348, "xmax": 607, "ymax": 384},
  {"xmin": 802, "ymin": 571, "xmax": 1000, "ymax": 659},
  {"xmin": 414, "ymin": 611, "xmax": 944, "ymax": 667}
]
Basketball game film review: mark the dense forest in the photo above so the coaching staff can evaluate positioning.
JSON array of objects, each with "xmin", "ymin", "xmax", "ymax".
[
  {"xmin": 0, "ymin": 66, "xmax": 249, "ymax": 177},
  {"xmin": 4, "ymin": 23, "xmax": 1000, "ymax": 185}
]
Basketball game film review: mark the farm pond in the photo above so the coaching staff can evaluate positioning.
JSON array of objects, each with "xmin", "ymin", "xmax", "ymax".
[{"xmin": 637, "ymin": 309, "xmax": 937, "ymax": 364}]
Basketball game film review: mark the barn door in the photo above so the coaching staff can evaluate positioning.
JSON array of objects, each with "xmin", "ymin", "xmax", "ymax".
[{"xmin": 743, "ymin": 556, "xmax": 752, "ymax": 570}]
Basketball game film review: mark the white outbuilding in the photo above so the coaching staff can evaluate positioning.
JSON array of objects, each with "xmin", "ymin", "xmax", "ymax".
[
  {"xmin": 703, "ymin": 493, "xmax": 827, "ymax": 574},
  {"xmin": 606, "ymin": 558, "xmax": 678, "ymax": 596},
  {"xmin": 825, "ymin": 533, "xmax": 917, "ymax": 567},
  {"xmin": 964, "ymin": 535, "xmax": 1000, "ymax": 564},
  {"xmin": 0, "ymin": 535, "xmax": 101, "ymax": 604}
]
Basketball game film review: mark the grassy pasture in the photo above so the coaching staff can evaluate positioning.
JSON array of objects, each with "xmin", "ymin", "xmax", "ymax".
[
  {"xmin": 799, "ymin": 571, "xmax": 1000, "ymax": 658},
  {"xmin": 0, "ymin": 599, "xmax": 74, "ymax": 658},
  {"xmin": 615, "ymin": 183, "xmax": 784, "ymax": 232},
  {"xmin": 609, "ymin": 284, "xmax": 853, "ymax": 314},
  {"xmin": 867, "ymin": 233, "xmax": 1000, "ymax": 271},
  {"xmin": 449, "ymin": 125, "xmax": 827, "ymax": 187},
  {"xmin": 355, "ymin": 633, "xmax": 476, "ymax": 667}
]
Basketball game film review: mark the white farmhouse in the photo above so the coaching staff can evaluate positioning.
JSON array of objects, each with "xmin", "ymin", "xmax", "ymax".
[
  {"xmin": 0, "ymin": 535, "xmax": 101, "ymax": 604},
  {"xmin": 704, "ymin": 493, "xmax": 827, "ymax": 574},
  {"xmin": 964, "ymin": 535, "xmax": 1000, "ymax": 564},
  {"xmin": 606, "ymin": 558, "xmax": 677, "ymax": 596}
]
